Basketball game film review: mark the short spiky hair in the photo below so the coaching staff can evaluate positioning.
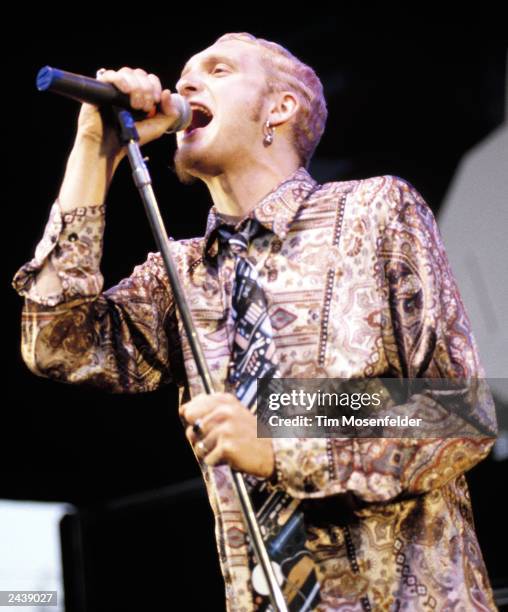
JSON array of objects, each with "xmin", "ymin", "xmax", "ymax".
[{"xmin": 215, "ymin": 32, "xmax": 327, "ymax": 168}]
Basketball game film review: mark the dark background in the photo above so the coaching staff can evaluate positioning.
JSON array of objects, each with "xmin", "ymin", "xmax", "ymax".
[{"xmin": 5, "ymin": 20, "xmax": 507, "ymax": 611}]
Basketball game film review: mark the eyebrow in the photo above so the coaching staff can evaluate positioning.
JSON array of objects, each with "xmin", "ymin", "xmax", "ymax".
[{"xmin": 180, "ymin": 54, "xmax": 239, "ymax": 79}]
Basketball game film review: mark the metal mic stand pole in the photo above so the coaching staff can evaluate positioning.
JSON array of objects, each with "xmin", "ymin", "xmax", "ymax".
[{"xmin": 113, "ymin": 108, "xmax": 288, "ymax": 612}]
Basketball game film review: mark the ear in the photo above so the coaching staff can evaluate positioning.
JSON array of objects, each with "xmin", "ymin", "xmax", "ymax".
[{"xmin": 267, "ymin": 91, "xmax": 299, "ymax": 127}]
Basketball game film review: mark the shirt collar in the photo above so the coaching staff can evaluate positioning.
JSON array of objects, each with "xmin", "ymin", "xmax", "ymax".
[{"xmin": 202, "ymin": 166, "xmax": 319, "ymax": 264}]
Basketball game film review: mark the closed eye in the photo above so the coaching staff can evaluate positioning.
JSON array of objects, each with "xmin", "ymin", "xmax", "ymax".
[{"xmin": 212, "ymin": 64, "xmax": 230, "ymax": 75}]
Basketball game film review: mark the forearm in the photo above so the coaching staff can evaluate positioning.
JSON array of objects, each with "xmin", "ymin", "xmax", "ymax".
[
  {"xmin": 58, "ymin": 133, "xmax": 122, "ymax": 213},
  {"xmin": 35, "ymin": 135, "xmax": 122, "ymax": 298}
]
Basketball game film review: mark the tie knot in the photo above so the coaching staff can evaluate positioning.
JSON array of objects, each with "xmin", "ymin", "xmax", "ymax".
[{"xmin": 217, "ymin": 217, "xmax": 261, "ymax": 256}]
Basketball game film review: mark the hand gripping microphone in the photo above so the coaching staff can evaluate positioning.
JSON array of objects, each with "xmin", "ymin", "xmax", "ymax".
[{"xmin": 36, "ymin": 65, "xmax": 192, "ymax": 133}]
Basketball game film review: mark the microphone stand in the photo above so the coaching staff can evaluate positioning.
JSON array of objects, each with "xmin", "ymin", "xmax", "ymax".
[{"xmin": 113, "ymin": 108, "xmax": 288, "ymax": 612}]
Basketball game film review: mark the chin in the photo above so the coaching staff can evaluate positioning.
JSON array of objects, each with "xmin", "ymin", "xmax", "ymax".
[
  {"xmin": 173, "ymin": 143, "xmax": 224, "ymax": 185},
  {"xmin": 173, "ymin": 144, "xmax": 205, "ymax": 184},
  {"xmin": 173, "ymin": 152, "xmax": 198, "ymax": 185}
]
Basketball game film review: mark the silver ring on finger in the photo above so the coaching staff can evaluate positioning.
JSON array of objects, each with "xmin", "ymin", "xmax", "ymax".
[
  {"xmin": 96, "ymin": 68, "xmax": 107, "ymax": 78},
  {"xmin": 197, "ymin": 440, "xmax": 208, "ymax": 455}
]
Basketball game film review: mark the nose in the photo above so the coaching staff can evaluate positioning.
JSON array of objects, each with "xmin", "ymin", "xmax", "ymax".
[{"xmin": 176, "ymin": 73, "xmax": 202, "ymax": 97}]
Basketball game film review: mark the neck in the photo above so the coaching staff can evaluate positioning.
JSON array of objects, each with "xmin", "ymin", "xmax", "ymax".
[{"xmin": 202, "ymin": 159, "xmax": 300, "ymax": 217}]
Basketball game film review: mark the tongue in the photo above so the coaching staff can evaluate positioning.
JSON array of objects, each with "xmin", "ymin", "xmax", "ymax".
[
  {"xmin": 187, "ymin": 124, "xmax": 203, "ymax": 135},
  {"xmin": 188, "ymin": 110, "xmax": 212, "ymax": 133}
]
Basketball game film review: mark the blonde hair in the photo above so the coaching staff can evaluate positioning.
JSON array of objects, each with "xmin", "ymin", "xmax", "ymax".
[{"xmin": 215, "ymin": 32, "xmax": 327, "ymax": 168}]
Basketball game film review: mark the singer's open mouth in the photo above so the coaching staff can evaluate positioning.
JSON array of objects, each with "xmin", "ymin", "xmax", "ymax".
[{"xmin": 185, "ymin": 105, "xmax": 213, "ymax": 137}]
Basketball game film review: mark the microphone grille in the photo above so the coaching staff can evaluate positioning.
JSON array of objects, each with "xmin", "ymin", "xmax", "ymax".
[{"xmin": 169, "ymin": 94, "xmax": 192, "ymax": 133}]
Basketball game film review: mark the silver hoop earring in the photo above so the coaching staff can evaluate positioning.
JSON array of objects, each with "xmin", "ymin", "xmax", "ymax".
[{"xmin": 263, "ymin": 120, "xmax": 274, "ymax": 146}]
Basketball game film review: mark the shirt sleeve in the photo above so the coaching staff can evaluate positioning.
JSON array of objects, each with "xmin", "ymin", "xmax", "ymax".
[
  {"xmin": 270, "ymin": 177, "xmax": 498, "ymax": 501},
  {"xmin": 12, "ymin": 201, "xmax": 184, "ymax": 393}
]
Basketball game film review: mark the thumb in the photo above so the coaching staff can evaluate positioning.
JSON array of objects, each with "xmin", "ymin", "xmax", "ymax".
[{"xmin": 136, "ymin": 90, "xmax": 183, "ymax": 146}]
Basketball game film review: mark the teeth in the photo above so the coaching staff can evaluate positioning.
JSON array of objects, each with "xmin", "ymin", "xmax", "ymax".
[{"xmin": 190, "ymin": 104, "xmax": 212, "ymax": 118}]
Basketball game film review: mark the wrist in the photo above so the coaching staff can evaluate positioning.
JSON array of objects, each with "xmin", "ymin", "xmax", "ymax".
[
  {"xmin": 58, "ymin": 137, "xmax": 121, "ymax": 214},
  {"xmin": 74, "ymin": 131, "xmax": 125, "ymax": 168}
]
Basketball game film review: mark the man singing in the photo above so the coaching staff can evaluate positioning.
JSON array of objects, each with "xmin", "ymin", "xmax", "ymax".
[{"xmin": 13, "ymin": 33, "xmax": 497, "ymax": 610}]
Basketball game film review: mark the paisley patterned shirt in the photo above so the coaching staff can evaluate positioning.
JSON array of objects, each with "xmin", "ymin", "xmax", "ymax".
[{"xmin": 13, "ymin": 167, "xmax": 498, "ymax": 611}]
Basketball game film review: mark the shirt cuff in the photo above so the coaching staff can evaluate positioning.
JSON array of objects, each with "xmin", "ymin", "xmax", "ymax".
[{"xmin": 12, "ymin": 200, "xmax": 106, "ymax": 306}]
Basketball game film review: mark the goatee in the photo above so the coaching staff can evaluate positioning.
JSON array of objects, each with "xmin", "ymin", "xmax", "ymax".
[{"xmin": 172, "ymin": 148, "xmax": 198, "ymax": 185}]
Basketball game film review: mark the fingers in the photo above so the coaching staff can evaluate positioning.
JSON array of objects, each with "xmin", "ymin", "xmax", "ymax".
[
  {"xmin": 185, "ymin": 418, "xmax": 217, "ymax": 461},
  {"xmin": 181, "ymin": 393, "xmax": 237, "ymax": 465},
  {"xmin": 160, "ymin": 89, "xmax": 175, "ymax": 116},
  {"xmin": 188, "ymin": 428, "xmax": 219, "ymax": 460},
  {"xmin": 179, "ymin": 392, "xmax": 236, "ymax": 426},
  {"xmin": 187, "ymin": 424, "xmax": 233, "ymax": 468},
  {"xmin": 119, "ymin": 67, "xmax": 154, "ymax": 112},
  {"xmin": 179, "ymin": 393, "xmax": 242, "ymax": 467},
  {"xmin": 184, "ymin": 410, "xmax": 234, "ymax": 453},
  {"xmin": 96, "ymin": 66, "xmax": 165, "ymax": 114},
  {"xmin": 147, "ymin": 73, "xmax": 162, "ymax": 104},
  {"xmin": 204, "ymin": 438, "xmax": 233, "ymax": 467}
]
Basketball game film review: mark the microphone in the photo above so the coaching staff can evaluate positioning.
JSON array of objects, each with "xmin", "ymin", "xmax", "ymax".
[{"xmin": 36, "ymin": 65, "xmax": 192, "ymax": 133}]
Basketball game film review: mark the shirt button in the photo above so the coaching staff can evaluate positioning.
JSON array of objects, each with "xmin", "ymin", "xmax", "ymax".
[
  {"xmin": 271, "ymin": 239, "xmax": 282, "ymax": 253},
  {"xmin": 68, "ymin": 233, "xmax": 79, "ymax": 242}
]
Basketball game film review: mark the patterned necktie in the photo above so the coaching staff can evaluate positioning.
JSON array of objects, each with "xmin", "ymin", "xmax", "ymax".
[
  {"xmin": 217, "ymin": 219, "xmax": 321, "ymax": 612},
  {"xmin": 217, "ymin": 218, "xmax": 279, "ymax": 409}
]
